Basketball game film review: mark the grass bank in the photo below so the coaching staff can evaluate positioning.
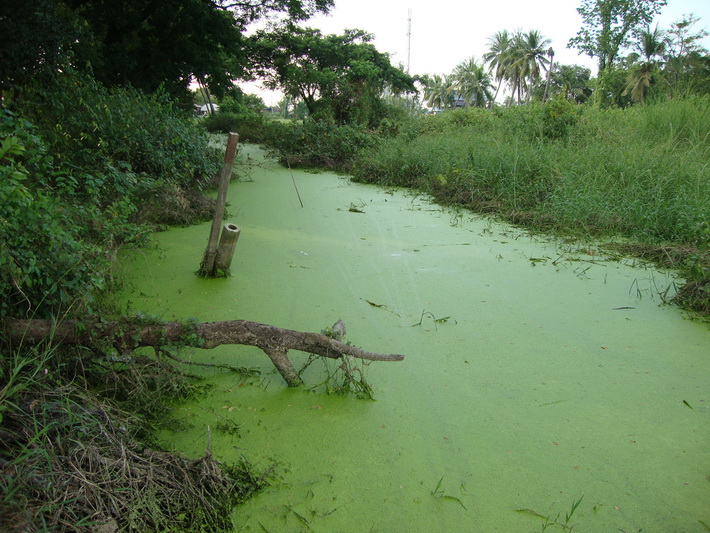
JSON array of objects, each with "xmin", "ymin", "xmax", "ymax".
[{"xmin": 350, "ymin": 97, "xmax": 710, "ymax": 315}]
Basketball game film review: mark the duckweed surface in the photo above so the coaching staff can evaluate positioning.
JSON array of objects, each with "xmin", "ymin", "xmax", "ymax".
[{"xmin": 119, "ymin": 145, "xmax": 710, "ymax": 532}]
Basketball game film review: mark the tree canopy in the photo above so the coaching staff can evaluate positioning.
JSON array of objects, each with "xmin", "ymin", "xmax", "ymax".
[
  {"xmin": 249, "ymin": 26, "xmax": 416, "ymax": 125},
  {"xmin": 0, "ymin": 0, "xmax": 334, "ymax": 99},
  {"xmin": 568, "ymin": 0, "xmax": 667, "ymax": 72}
]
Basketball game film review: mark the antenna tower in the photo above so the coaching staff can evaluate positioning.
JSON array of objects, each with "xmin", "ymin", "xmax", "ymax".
[{"xmin": 406, "ymin": 8, "xmax": 412, "ymax": 73}]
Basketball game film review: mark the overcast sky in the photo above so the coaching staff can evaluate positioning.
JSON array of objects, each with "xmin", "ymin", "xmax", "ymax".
[{"xmin": 247, "ymin": 0, "xmax": 710, "ymax": 103}]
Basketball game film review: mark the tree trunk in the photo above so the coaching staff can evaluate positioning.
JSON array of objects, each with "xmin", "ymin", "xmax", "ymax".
[
  {"xmin": 542, "ymin": 49, "xmax": 555, "ymax": 103},
  {"xmin": 2, "ymin": 319, "xmax": 405, "ymax": 387}
]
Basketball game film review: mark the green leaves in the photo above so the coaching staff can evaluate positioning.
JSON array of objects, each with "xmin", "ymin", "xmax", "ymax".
[
  {"xmin": 0, "ymin": 110, "xmax": 107, "ymax": 319},
  {"xmin": 250, "ymin": 26, "xmax": 415, "ymax": 126},
  {"xmin": 568, "ymin": 0, "xmax": 668, "ymax": 71}
]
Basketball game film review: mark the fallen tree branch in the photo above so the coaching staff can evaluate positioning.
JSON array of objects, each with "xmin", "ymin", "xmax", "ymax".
[{"xmin": 2, "ymin": 319, "xmax": 405, "ymax": 387}]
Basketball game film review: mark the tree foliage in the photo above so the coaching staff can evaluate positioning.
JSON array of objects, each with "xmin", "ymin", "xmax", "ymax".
[
  {"xmin": 623, "ymin": 26, "xmax": 667, "ymax": 102},
  {"xmin": 250, "ymin": 26, "xmax": 416, "ymax": 125},
  {"xmin": 480, "ymin": 29, "xmax": 553, "ymax": 105},
  {"xmin": 421, "ymin": 59, "xmax": 493, "ymax": 110},
  {"xmin": 451, "ymin": 58, "xmax": 494, "ymax": 108},
  {"xmin": 568, "ymin": 0, "xmax": 667, "ymax": 72},
  {"xmin": 542, "ymin": 64, "xmax": 593, "ymax": 104},
  {"xmin": 0, "ymin": 0, "xmax": 334, "ymax": 100},
  {"xmin": 0, "ymin": 0, "xmax": 80, "ymax": 91}
]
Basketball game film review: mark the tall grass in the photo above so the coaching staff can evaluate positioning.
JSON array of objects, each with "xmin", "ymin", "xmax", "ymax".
[{"xmin": 352, "ymin": 96, "xmax": 710, "ymax": 247}]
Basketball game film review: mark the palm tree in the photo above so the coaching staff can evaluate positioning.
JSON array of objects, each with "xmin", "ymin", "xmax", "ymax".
[
  {"xmin": 509, "ymin": 30, "xmax": 552, "ymax": 103},
  {"xmin": 452, "ymin": 58, "xmax": 494, "ymax": 108},
  {"xmin": 623, "ymin": 26, "xmax": 667, "ymax": 102},
  {"xmin": 542, "ymin": 47, "xmax": 555, "ymax": 102},
  {"xmin": 483, "ymin": 30, "xmax": 513, "ymax": 106},
  {"xmin": 422, "ymin": 74, "xmax": 454, "ymax": 111}
]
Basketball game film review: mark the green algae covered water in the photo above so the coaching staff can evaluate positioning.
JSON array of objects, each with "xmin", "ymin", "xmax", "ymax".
[{"xmin": 119, "ymin": 145, "xmax": 710, "ymax": 532}]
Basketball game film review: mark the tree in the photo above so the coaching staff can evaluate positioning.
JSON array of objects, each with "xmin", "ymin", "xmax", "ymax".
[
  {"xmin": 568, "ymin": 0, "xmax": 667, "ymax": 72},
  {"xmin": 422, "ymin": 74, "xmax": 454, "ymax": 111},
  {"xmin": 492, "ymin": 30, "xmax": 552, "ymax": 104},
  {"xmin": 451, "ymin": 58, "xmax": 494, "ymax": 108},
  {"xmin": 623, "ymin": 25, "xmax": 666, "ymax": 101},
  {"xmin": 250, "ymin": 27, "xmax": 415, "ymax": 125},
  {"xmin": 511, "ymin": 30, "xmax": 553, "ymax": 103},
  {"xmin": 664, "ymin": 15, "xmax": 710, "ymax": 94},
  {"xmin": 666, "ymin": 14, "xmax": 708, "ymax": 59},
  {"xmin": 552, "ymin": 64, "xmax": 593, "ymax": 103},
  {"xmin": 0, "ymin": 0, "xmax": 81, "ymax": 94},
  {"xmin": 542, "ymin": 48, "xmax": 555, "ymax": 102},
  {"xmin": 483, "ymin": 30, "xmax": 514, "ymax": 105},
  {"xmin": 498, "ymin": 31, "xmax": 528, "ymax": 105},
  {"xmin": 0, "ymin": 0, "xmax": 334, "ymax": 100}
]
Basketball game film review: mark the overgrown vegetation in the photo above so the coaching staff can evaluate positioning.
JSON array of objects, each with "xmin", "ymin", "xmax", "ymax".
[
  {"xmin": 201, "ymin": 92, "xmax": 270, "ymax": 143},
  {"xmin": 0, "ymin": 343, "xmax": 271, "ymax": 532},
  {"xmin": 0, "ymin": 65, "xmax": 262, "ymax": 533},
  {"xmin": 261, "ymin": 96, "xmax": 709, "ymax": 316},
  {"xmin": 350, "ymin": 98, "xmax": 709, "ymax": 313},
  {"xmin": 262, "ymin": 118, "xmax": 380, "ymax": 170},
  {"xmin": 1, "ymin": 73, "xmax": 221, "ymax": 321},
  {"xmin": 2, "ymin": 0, "xmax": 709, "ymax": 528}
]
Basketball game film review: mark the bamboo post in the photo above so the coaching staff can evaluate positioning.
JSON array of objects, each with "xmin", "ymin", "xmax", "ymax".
[
  {"xmin": 200, "ymin": 133, "xmax": 239, "ymax": 276},
  {"xmin": 215, "ymin": 223, "xmax": 241, "ymax": 271}
]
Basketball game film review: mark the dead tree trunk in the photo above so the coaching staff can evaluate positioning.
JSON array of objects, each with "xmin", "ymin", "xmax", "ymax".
[{"xmin": 2, "ymin": 319, "xmax": 404, "ymax": 387}]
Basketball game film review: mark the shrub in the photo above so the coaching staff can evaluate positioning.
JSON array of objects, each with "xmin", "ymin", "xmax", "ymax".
[
  {"xmin": 14, "ymin": 72, "xmax": 221, "ymax": 202},
  {"xmin": 262, "ymin": 119, "xmax": 378, "ymax": 170},
  {"xmin": 540, "ymin": 96, "xmax": 579, "ymax": 140},
  {"xmin": 0, "ymin": 111, "xmax": 109, "ymax": 319},
  {"xmin": 1, "ymin": 72, "xmax": 227, "ymax": 318},
  {"xmin": 202, "ymin": 111, "xmax": 267, "ymax": 143}
]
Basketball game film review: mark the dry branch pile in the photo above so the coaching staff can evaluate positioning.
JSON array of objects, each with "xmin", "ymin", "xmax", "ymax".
[{"xmin": 0, "ymin": 382, "xmax": 269, "ymax": 532}]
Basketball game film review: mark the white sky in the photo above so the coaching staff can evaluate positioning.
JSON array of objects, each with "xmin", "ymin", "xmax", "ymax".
[{"xmin": 246, "ymin": 0, "xmax": 710, "ymax": 104}]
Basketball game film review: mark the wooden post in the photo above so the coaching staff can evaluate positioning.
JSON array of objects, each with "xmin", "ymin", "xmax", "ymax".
[
  {"xmin": 215, "ymin": 223, "xmax": 240, "ymax": 271},
  {"xmin": 200, "ymin": 133, "xmax": 239, "ymax": 276}
]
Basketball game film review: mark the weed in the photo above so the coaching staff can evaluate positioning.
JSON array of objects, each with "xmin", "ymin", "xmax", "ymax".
[
  {"xmin": 430, "ymin": 476, "xmax": 467, "ymax": 510},
  {"xmin": 411, "ymin": 310, "xmax": 457, "ymax": 330},
  {"xmin": 215, "ymin": 418, "xmax": 242, "ymax": 437},
  {"xmin": 517, "ymin": 495, "xmax": 584, "ymax": 532},
  {"xmin": 299, "ymin": 353, "xmax": 374, "ymax": 400}
]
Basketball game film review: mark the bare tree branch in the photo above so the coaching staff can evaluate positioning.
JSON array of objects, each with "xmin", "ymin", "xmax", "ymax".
[{"xmin": 3, "ymin": 319, "xmax": 404, "ymax": 387}]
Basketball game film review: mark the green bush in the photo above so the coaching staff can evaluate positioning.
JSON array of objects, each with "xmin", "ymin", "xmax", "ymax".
[
  {"xmin": 15, "ymin": 72, "xmax": 220, "ymax": 203},
  {"xmin": 540, "ymin": 96, "xmax": 579, "ymax": 140},
  {"xmin": 262, "ymin": 119, "xmax": 379, "ymax": 170},
  {"xmin": 1, "ymin": 73, "xmax": 226, "ymax": 318},
  {"xmin": 202, "ymin": 111, "xmax": 267, "ymax": 143},
  {"xmin": 0, "ymin": 111, "xmax": 108, "ymax": 319}
]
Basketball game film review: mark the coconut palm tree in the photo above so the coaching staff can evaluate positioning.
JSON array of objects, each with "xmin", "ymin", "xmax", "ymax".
[
  {"xmin": 509, "ymin": 30, "xmax": 552, "ymax": 103},
  {"xmin": 542, "ymin": 47, "xmax": 555, "ymax": 102},
  {"xmin": 483, "ymin": 30, "xmax": 513, "ymax": 106},
  {"xmin": 422, "ymin": 74, "xmax": 454, "ymax": 111},
  {"xmin": 623, "ymin": 26, "xmax": 667, "ymax": 102},
  {"xmin": 452, "ymin": 57, "xmax": 494, "ymax": 108}
]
